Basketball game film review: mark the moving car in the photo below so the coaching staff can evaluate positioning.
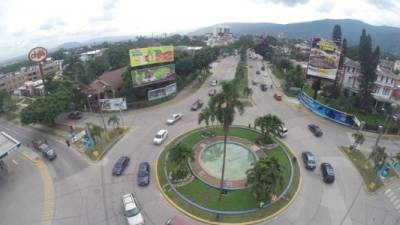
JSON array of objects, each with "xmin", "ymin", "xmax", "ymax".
[
  {"xmin": 166, "ymin": 216, "xmax": 191, "ymax": 225},
  {"xmin": 31, "ymin": 139, "xmax": 57, "ymax": 160},
  {"xmin": 320, "ymin": 162, "xmax": 335, "ymax": 183},
  {"xmin": 301, "ymin": 151, "xmax": 316, "ymax": 170},
  {"xmin": 210, "ymin": 80, "xmax": 218, "ymax": 86},
  {"xmin": 153, "ymin": 129, "xmax": 168, "ymax": 145},
  {"xmin": 112, "ymin": 156, "xmax": 130, "ymax": 176},
  {"xmin": 166, "ymin": 113, "xmax": 182, "ymax": 125},
  {"xmin": 273, "ymin": 93, "xmax": 282, "ymax": 101},
  {"xmin": 68, "ymin": 111, "xmax": 82, "ymax": 120},
  {"xmin": 191, "ymin": 99, "xmax": 203, "ymax": 111},
  {"xmin": 278, "ymin": 127, "xmax": 288, "ymax": 138},
  {"xmin": 137, "ymin": 162, "xmax": 150, "ymax": 186},
  {"xmin": 308, "ymin": 124, "xmax": 323, "ymax": 137},
  {"xmin": 256, "ymin": 70, "xmax": 260, "ymax": 75},
  {"xmin": 208, "ymin": 89, "xmax": 216, "ymax": 96},
  {"xmin": 260, "ymin": 84, "xmax": 267, "ymax": 92},
  {"xmin": 122, "ymin": 193, "xmax": 144, "ymax": 225}
]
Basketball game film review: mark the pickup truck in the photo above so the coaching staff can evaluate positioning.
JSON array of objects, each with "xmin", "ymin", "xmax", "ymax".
[{"xmin": 32, "ymin": 139, "xmax": 57, "ymax": 160}]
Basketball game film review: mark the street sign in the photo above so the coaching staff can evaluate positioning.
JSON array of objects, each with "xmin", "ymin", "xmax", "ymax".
[{"xmin": 28, "ymin": 47, "xmax": 48, "ymax": 62}]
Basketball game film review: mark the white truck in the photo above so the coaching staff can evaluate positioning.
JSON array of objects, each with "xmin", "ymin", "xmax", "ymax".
[{"xmin": 122, "ymin": 193, "xmax": 144, "ymax": 225}]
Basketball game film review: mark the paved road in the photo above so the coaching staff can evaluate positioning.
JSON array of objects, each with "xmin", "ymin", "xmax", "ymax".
[{"xmin": 1, "ymin": 53, "xmax": 400, "ymax": 225}]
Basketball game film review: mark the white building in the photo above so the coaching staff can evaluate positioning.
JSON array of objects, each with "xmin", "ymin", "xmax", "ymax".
[
  {"xmin": 79, "ymin": 49, "xmax": 106, "ymax": 62},
  {"xmin": 394, "ymin": 60, "xmax": 400, "ymax": 72},
  {"xmin": 207, "ymin": 25, "xmax": 234, "ymax": 47}
]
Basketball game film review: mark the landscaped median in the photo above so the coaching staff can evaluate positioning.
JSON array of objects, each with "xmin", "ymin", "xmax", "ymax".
[{"xmin": 156, "ymin": 126, "xmax": 301, "ymax": 224}]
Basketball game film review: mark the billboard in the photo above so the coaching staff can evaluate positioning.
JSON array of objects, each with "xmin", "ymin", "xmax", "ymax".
[
  {"xmin": 99, "ymin": 98, "xmax": 127, "ymax": 112},
  {"xmin": 307, "ymin": 38, "xmax": 341, "ymax": 80},
  {"xmin": 148, "ymin": 83, "xmax": 177, "ymax": 101},
  {"xmin": 129, "ymin": 45, "xmax": 174, "ymax": 68},
  {"xmin": 131, "ymin": 64, "xmax": 175, "ymax": 87}
]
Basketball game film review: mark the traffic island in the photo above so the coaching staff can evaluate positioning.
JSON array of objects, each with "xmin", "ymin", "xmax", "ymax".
[{"xmin": 156, "ymin": 126, "xmax": 301, "ymax": 224}]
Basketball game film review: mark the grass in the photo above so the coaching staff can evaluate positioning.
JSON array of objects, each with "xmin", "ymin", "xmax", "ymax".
[
  {"xmin": 265, "ymin": 146, "xmax": 291, "ymax": 191},
  {"xmin": 339, "ymin": 146, "xmax": 382, "ymax": 192},
  {"xmin": 85, "ymin": 127, "xmax": 125, "ymax": 161},
  {"xmin": 157, "ymin": 126, "xmax": 301, "ymax": 223}
]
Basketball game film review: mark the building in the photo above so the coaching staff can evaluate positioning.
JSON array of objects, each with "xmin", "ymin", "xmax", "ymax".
[
  {"xmin": 14, "ymin": 80, "xmax": 45, "ymax": 97},
  {"xmin": 86, "ymin": 67, "xmax": 127, "ymax": 100},
  {"xmin": 339, "ymin": 57, "xmax": 400, "ymax": 106},
  {"xmin": 394, "ymin": 60, "xmax": 400, "ymax": 72},
  {"xmin": 0, "ymin": 60, "xmax": 60, "ymax": 93},
  {"xmin": 207, "ymin": 25, "xmax": 234, "ymax": 47},
  {"xmin": 379, "ymin": 58, "xmax": 395, "ymax": 71},
  {"xmin": 79, "ymin": 49, "xmax": 106, "ymax": 62}
]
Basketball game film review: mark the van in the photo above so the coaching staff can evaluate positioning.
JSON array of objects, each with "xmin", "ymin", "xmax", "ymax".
[{"xmin": 166, "ymin": 216, "xmax": 191, "ymax": 225}]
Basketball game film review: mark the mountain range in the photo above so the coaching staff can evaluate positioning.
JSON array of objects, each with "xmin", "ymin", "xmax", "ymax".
[{"xmin": 190, "ymin": 19, "xmax": 400, "ymax": 57}]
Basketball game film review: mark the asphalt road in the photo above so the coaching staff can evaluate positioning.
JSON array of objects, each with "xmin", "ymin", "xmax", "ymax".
[{"xmin": 1, "ymin": 53, "xmax": 400, "ymax": 225}]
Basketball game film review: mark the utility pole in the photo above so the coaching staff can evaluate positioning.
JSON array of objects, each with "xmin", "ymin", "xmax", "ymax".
[{"xmin": 98, "ymin": 101, "xmax": 108, "ymax": 133}]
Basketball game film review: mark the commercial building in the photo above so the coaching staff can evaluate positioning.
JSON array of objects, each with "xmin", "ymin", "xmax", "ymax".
[{"xmin": 207, "ymin": 25, "xmax": 234, "ymax": 46}]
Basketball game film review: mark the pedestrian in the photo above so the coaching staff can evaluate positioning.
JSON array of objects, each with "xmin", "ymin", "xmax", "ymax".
[
  {"xmin": 65, "ymin": 140, "xmax": 70, "ymax": 147},
  {"xmin": 292, "ymin": 156, "xmax": 297, "ymax": 163}
]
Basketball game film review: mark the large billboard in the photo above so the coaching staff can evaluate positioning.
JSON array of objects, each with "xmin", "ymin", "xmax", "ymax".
[
  {"xmin": 307, "ymin": 38, "xmax": 341, "ymax": 80},
  {"xmin": 131, "ymin": 64, "xmax": 175, "ymax": 87},
  {"xmin": 99, "ymin": 98, "xmax": 127, "ymax": 112},
  {"xmin": 148, "ymin": 83, "xmax": 177, "ymax": 101},
  {"xmin": 129, "ymin": 46, "xmax": 174, "ymax": 68}
]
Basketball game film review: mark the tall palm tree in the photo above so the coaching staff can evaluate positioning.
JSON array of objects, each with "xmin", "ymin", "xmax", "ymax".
[
  {"xmin": 242, "ymin": 87, "xmax": 253, "ymax": 98},
  {"xmin": 208, "ymin": 79, "xmax": 244, "ymax": 200},
  {"xmin": 198, "ymin": 106, "xmax": 217, "ymax": 127},
  {"xmin": 369, "ymin": 146, "xmax": 387, "ymax": 171},
  {"xmin": 168, "ymin": 143, "xmax": 194, "ymax": 181},
  {"xmin": 246, "ymin": 157, "xmax": 284, "ymax": 202},
  {"xmin": 254, "ymin": 114, "xmax": 284, "ymax": 139},
  {"xmin": 86, "ymin": 123, "xmax": 104, "ymax": 143},
  {"xmin": 108, "ymin": 115, "xmax": 120, "ymax": 129}
]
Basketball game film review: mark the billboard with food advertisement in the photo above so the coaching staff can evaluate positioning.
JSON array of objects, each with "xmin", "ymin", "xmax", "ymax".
[
  {"xmin": 129, "ymin": 45, "xmax": 174, "ymax": 67},
  {"xmin": 306, "ymin": 38, "xmax": 341, "ymax": 80},
  {"xmin": 131, "ymin": 64, "xmax": 175, "ymax": 87}
]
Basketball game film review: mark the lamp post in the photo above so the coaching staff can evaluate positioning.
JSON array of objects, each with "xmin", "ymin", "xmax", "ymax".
[{"xmin": 374, "ymin": 103, "xmax": 399, "ymax": 150}]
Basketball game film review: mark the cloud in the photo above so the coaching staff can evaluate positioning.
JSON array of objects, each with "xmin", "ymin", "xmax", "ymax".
[
  {"xmin": 367, "ymin": 0, "xmax": 399, "ymax": 10},
  {"xmin": 39, "ymin": 19, "xmax": 67, "ymax": 30},
  {"xmin": 316, "ymin": 1, "xmax": 334, "ymax": 13},
  {"xmin": 254, "ymin": 0, "xmax": 309, "ymax": 6}
]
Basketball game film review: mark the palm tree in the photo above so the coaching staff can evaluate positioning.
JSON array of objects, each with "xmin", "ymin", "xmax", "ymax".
[
  {"xmin": 254, "ymin": 114, "xmax": 284, "ymax": 139},
  {"xmin": 242, "ymin": 87, "xmax": 253, "ymax": 98},
  {"xmin": 208, "ymin": 79, "xmax": 244, "ymax": 200},
  {"xmin": 246, "ymin": 157, "xmax": 284, "ymax": 202},
  {"xmin": 108, "ymin": 115, "xmax": 120, "ymax": 129},
  {"xmin": 86, "ymin": 123, "xmax": 104, "ymax": 143},
  {"xmin": 168, "ymin": 143, "xmax": 194, "ymax": 181},
  {"xmin": 369, "ymin": 146, "xmax": 387, "ymax": 171},
  {"xmin": 351, "ymin": 132, "xmax": 365, "ymax": 149}
]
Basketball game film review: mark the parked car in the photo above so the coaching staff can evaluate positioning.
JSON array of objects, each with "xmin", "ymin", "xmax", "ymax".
[
  {"xmin": 112, "ymin": 156, "xmax": 130, "ymax": 176},
  {"xmin": 308, "ymin": 124, "xmax": 323, "ymax": 137},
  {"xmin": 256, "ymin": 70, "xmax": 260, "ymax": 75},
  {"xmin": 320, "ymin": 162, "xmax": 335, "ymax": 183},
  {"xmin": 278, "ymin": 127, "xmax": 288, "ymax": 138},
  {"xmin": 68, "ymin": 111, "xmax": 82, "ymax": 120},
  {"xmin": 166, "ymin": 113, "xmax": 182, "ymax": 125},
  {"xmin": 301, "ymin": 151, "xmax": 316, "ymax": 170},
  {"xmin": 122, "ymin": 193, "xmax": 144, "ymax": 225},
  {"xmin": 260, "ymin": 84, "xmax": 267, "ymax": 92},
  {"xmin": 31, "ymin": 139, "xmax": 57, "ymax": 160},
  {"xmin": 137, "ymin": 162, "xmax": 150, "ymax": 186},
  {"xmin": 210, "ymin": 80, "xmax": 218, "ymax": 86},
  {"xmin": 273, "ymin": 93, "xmax": 282, "ymax": 101},
  {"xmin": 153, "ymin": 129, "xmax": 168, "ymax": 145},
  {"xmin": 208, "ymin": 89, "xmax": 216, "ymax": 96},
  {"xmin": 166, "ymin": 216, "xmax": 191, "ymax": 225},
  {"xmin": 191, "ymin": 99, "xmax": 203, "ymax": 111}
]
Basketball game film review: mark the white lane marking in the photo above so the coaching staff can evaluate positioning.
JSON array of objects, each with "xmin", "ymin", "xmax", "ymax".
[
  {"xmin": 396, "ymin": 204, "xmax": 400, "ymax": 210},
  {"xmin": 389, "ymin": 195, "xmax": 397, "ymax": 202},
  {"xmin": 385, "ymin": 189, "xmax": 392, "ymax": 194},
  {"xmin": 393, "ymin": 199, "xmax": 400, "ymax": 206},
  {"xmin": 387, "ymin": 192, "xmax": 395, "ymax": 198}
]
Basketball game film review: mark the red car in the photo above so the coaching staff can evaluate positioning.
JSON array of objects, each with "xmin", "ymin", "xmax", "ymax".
[
  {"xmin": 191, "ymin": 99, "xmax": 204, "ymax": 111},
  {"xmin": 274, "ymin": 93, "xmax": 282, "ymax": 101}
]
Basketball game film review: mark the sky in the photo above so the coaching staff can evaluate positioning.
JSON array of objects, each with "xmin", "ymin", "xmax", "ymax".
[{"xmin": 0, "ymin": 0, "xmax": 400, "ymax": 62}]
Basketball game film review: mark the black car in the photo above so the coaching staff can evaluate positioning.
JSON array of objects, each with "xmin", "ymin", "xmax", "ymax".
[
  {"xmin": 308, "ymin": 124, "xmax": 323, "ymax": 137},
  {"xmin": 112, "ymin": 156, "xmax": 130, "ymax": 176},
  {"xmin": 137, "ymin": 162, "xmax": 150, "ymax": 186},
  {"xmin": 301, "ymin": 151, "xmax": 316, "ymax": 170},
  {"xmin": 68, "ymin": 111, "xmax": 82, "ymax": 120},
  {"xmin": 260, "ymin": 84, "xmax": 267, "ymax": 92},
  {"xmin": 320, "ymin": 162, "xmax": 335, "ymax": 183}
]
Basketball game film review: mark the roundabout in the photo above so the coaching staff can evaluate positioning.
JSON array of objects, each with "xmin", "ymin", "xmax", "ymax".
[{"xmin": 156, "ymin": 126, "xmax": 301, "ymax": 224}]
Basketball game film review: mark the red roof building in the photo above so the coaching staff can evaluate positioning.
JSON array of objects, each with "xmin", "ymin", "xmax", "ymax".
[{"xmin": 86, "ymin": 67, "xmax": 127, "ymax": 99}]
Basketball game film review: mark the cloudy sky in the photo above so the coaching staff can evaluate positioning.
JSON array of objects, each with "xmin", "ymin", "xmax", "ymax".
[{"xmin": 0, "ymin": 0, "xmax": 399, "ymax": 61}]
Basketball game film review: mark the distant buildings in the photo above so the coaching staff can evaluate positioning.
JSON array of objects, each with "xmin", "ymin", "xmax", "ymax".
[
  {"xmin": 14, "ymin": 80, "xmax": 45, "ymax": 97},
  {"xmin": 79, "ymin": 49, "xmax": 106, "ymax": 62},
  {"xmin": 86, "ymin": 67, "xmax": 127, "ymax": 100},
  {"xmin": 394, "ymin": 60, "xmax": 400, "ymax": 72},
  {"xmin": 207, "ymin": 25, "xmax": 234, "ymax": 47}
]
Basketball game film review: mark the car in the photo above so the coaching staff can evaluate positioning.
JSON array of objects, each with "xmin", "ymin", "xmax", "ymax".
[
  {"xmin": 273, "ymin": 93, "xmax": 282, "ymax": 101},
  {"xmin": 112, "ymin": 156, "xmax": 130, "ymax": 176},
  {"xmin": 166, "ymin": 113, "xmax": 182, "ymax": 125},
  {"xmin": 260, "ymin": 84, "xmax": 267, "ymax": 92},
  {"xmin": 301, "ymin": 151, "xmax": 316, "ymax": 170},
  {"xmin": 31, "ymin": 139, "xmax": 57, "ymax": 160},
  {"xmin": 308, "ymin": 124, "xmax": 323, "ymax": 137},
  {"xmin": 252, "ymin": 80, "xmax": 258, "ymax": 85},
  {"xmin": 208, "ymin": 89, "xmax": 216, "ymax": 96},
  {"xmin": 249, "ymin": 65, "xmax": 253, "ymax": 68},
  {"xmin": 320, "ymin": 162, "xmax": 335, "ymax": 183},
  {"xmin": 166, "ymin": 216, "xmax": 191, "ymax": 225},
  {"xmin": 210, "ymin": 80, "xmax": 218, "ymax": 86},
  {"xmin": 122, "ymin": 193, "xmax": 144, "ymax": 225},
  {"xmin": 278, "ymin": 127, "xmax": 288, "ymax": 138},
  {"xmin": 68, "ymin": 111, "xmax": 82, "ymax": 120},
  {"xmin": 153, "ymin": 129, "xmax": 168, "ymax": 145},
  {"xmin": 191, "ymin": 99, "xmax": 203, "ymax": 111},
  {"xmin": 137, "ymin": 162, "xmax": 150, "ymax": 186},
  {"xmin": 256, "ymin": 70, "xmax": 260, "ymax": 75}
]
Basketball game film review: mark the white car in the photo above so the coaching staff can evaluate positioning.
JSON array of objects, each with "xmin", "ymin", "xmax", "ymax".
[
  {"xmin": 210, "ymin": 80, "xmax": 218, "ymax": 86},
  {"xmin": 279, "ymin": 127, "xmax": 288, "ymax": 138},
  {"xmin": 153, "ymin": 129, "xmax": 168, "ymax": 145},
  {"xmin": 122, "ymin": 193, "xmax": 144, "ymax": 225},
  {"xmin": 166, "ymin": 113, "xmax": 182, "ymax": 125}
]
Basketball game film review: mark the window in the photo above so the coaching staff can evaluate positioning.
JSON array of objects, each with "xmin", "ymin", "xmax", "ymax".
[
  {"xmin": 375, "ymin": 87, "xmax": 381, "ymax": 94},
  {"xmin": 352, "ymin": 67, "xmax": 355, "ymax": 73},
  {"xmin": 391, "ymin": 78, "xmax": 394, "ymax": 84},
  {"xmin": 380, "ymin": 76, "xmax": 384, "ymax": 82},
  {"xmin": 382, "ymin": 88, "xmax": 391, "ymax": 96},
  {"xmin": 386, "ymin": 77, "xmax": 389, "ymax": 83}
]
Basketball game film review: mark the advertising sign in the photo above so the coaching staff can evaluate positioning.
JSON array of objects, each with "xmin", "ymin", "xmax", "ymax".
[
  {"xmin": 307, "ymin": 38, "xmax": 341, "ymax": 80},
  {"xmin": 129, "ymin": 45, "xmax": 174, "ymax": 67},
  {"xmin": 28, "ymin": 47, "xmax": 48, "ymax": 62},
  {"xmin": 98, "ymin": 98, "xmax": 127, "ymax": 112},
  {"xmin": 131, "ymin": 64, "xmax": 175, "ymax": 86},
  {"xmin": 148, "ymin": 83, "xmax": 177, "ymax": 101}
]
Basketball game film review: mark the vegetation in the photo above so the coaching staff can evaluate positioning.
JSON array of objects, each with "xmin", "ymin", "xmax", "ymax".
[
  {"xmin": 351, "ymin": 132, "xmax": 365, "ymax": 149},
  {"xmin": 86, "ymin": 123, "xmax": 104, "ymax": 143},
  {"xmin": 270, "ymin": 57, "xmax": 305, "ymax": 89},
  {"xmin": 368, "ymin": 146, "xmax": 388, "ymax": 172},
  {"xmin": 254, "ymin": 114, "xmax": 284, "ymax": 144},
  {"xmin": 254, "ymin": 37, "xmax": 275, "ymax": 60},
  {"xmin": 168, "ymin": 143, "xmax": 194, "ymax": 181},
  {"xmin": 107, "ymin": 115, "xmax": 120, "ymax": 129},
  {"xmin": 0, "ymin": 91, "xmax": 18, "ymax": 113},
  {"xmin": 234, "ymin": 49, "xmax": 249, "ymax": 97},
  {"xmin": 311, "ymin": 78, "xmax": 321, "ymax": 100}
]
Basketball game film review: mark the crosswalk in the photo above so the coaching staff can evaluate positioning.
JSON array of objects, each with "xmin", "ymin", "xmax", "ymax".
[{"xmin": 384, "ymin": 188, "xmax": 400, "ymax": 211}]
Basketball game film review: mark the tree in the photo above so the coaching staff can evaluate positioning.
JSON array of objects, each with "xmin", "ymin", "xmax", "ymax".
[
  {"xmin": 351, "ymin": 132, "xmax": 365, "ymax": 149},
  {"xmin": 254, "ymin": 114, "xmax": 284, "ymax": 144},
  {"xmin": 242, "ymin": 87, "xmax": 253, "ymax": 98},
  {"xmin": 369, "ymin": 146, "xmax": 387, "ymax": 171},
  {"xmin": 198, "ymin": 106, "xmax": 216, "ymax": 127},
  {"xmin": 86, "ymin": 123, "xmax": 104, "ymax": 143},
  {"xmin": 332, "ymin": 25, "xmax": 342, "ymax": 46},
  {"xmin": 63, "ymin": 55, "xmax": 85, "ymax": 83},
  {"xmin": 168, "ymin": 143, "xmax": 194, "ymax": 181},
  {"xmin": 311, "ymin": 78, "xmax": 321, "ymax": 100},
  {"xmin": 108, "ymin": 115, "xmax": 120, "ymax": 129},
  {"xmin": 246, "ymin": 157, "xmax": 284, "ymax": 202},
  {"xmin": 208, "ymin": 79, "xmax": 244, "ymax": 200},
  {"xmin": 286, "ymin": 65, "xmax": 305, "ymax": 88},
  {"xmin": 254, "ymin": 38, "xmax": 274, "ymax": 60}
]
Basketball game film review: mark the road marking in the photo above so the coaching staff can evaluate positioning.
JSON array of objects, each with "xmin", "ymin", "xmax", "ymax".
[
  {"xmin": 37, "ymin": 160, "xmax": 54, "ymax": 225},
  {"xmin": 12, "ymin": 159, "xmax": 18, "ymax": 165},
  {"xmin": 385, "ymin": 189, "xmax": 392, "ymax": 194},
  {"xmin": 396, "ymin": 204, "xmax": 400, "ymax": 210},
  {"xmin": 387, "ymin": 192, "xmax": 395, "ymax": 198},
  {"xmin": 393, "ymin": 199, "xmax": 400, "ymax": 206},
  {"xmin": 389, "ymin": 195, "xmax": 397, "ymax": 202}
]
